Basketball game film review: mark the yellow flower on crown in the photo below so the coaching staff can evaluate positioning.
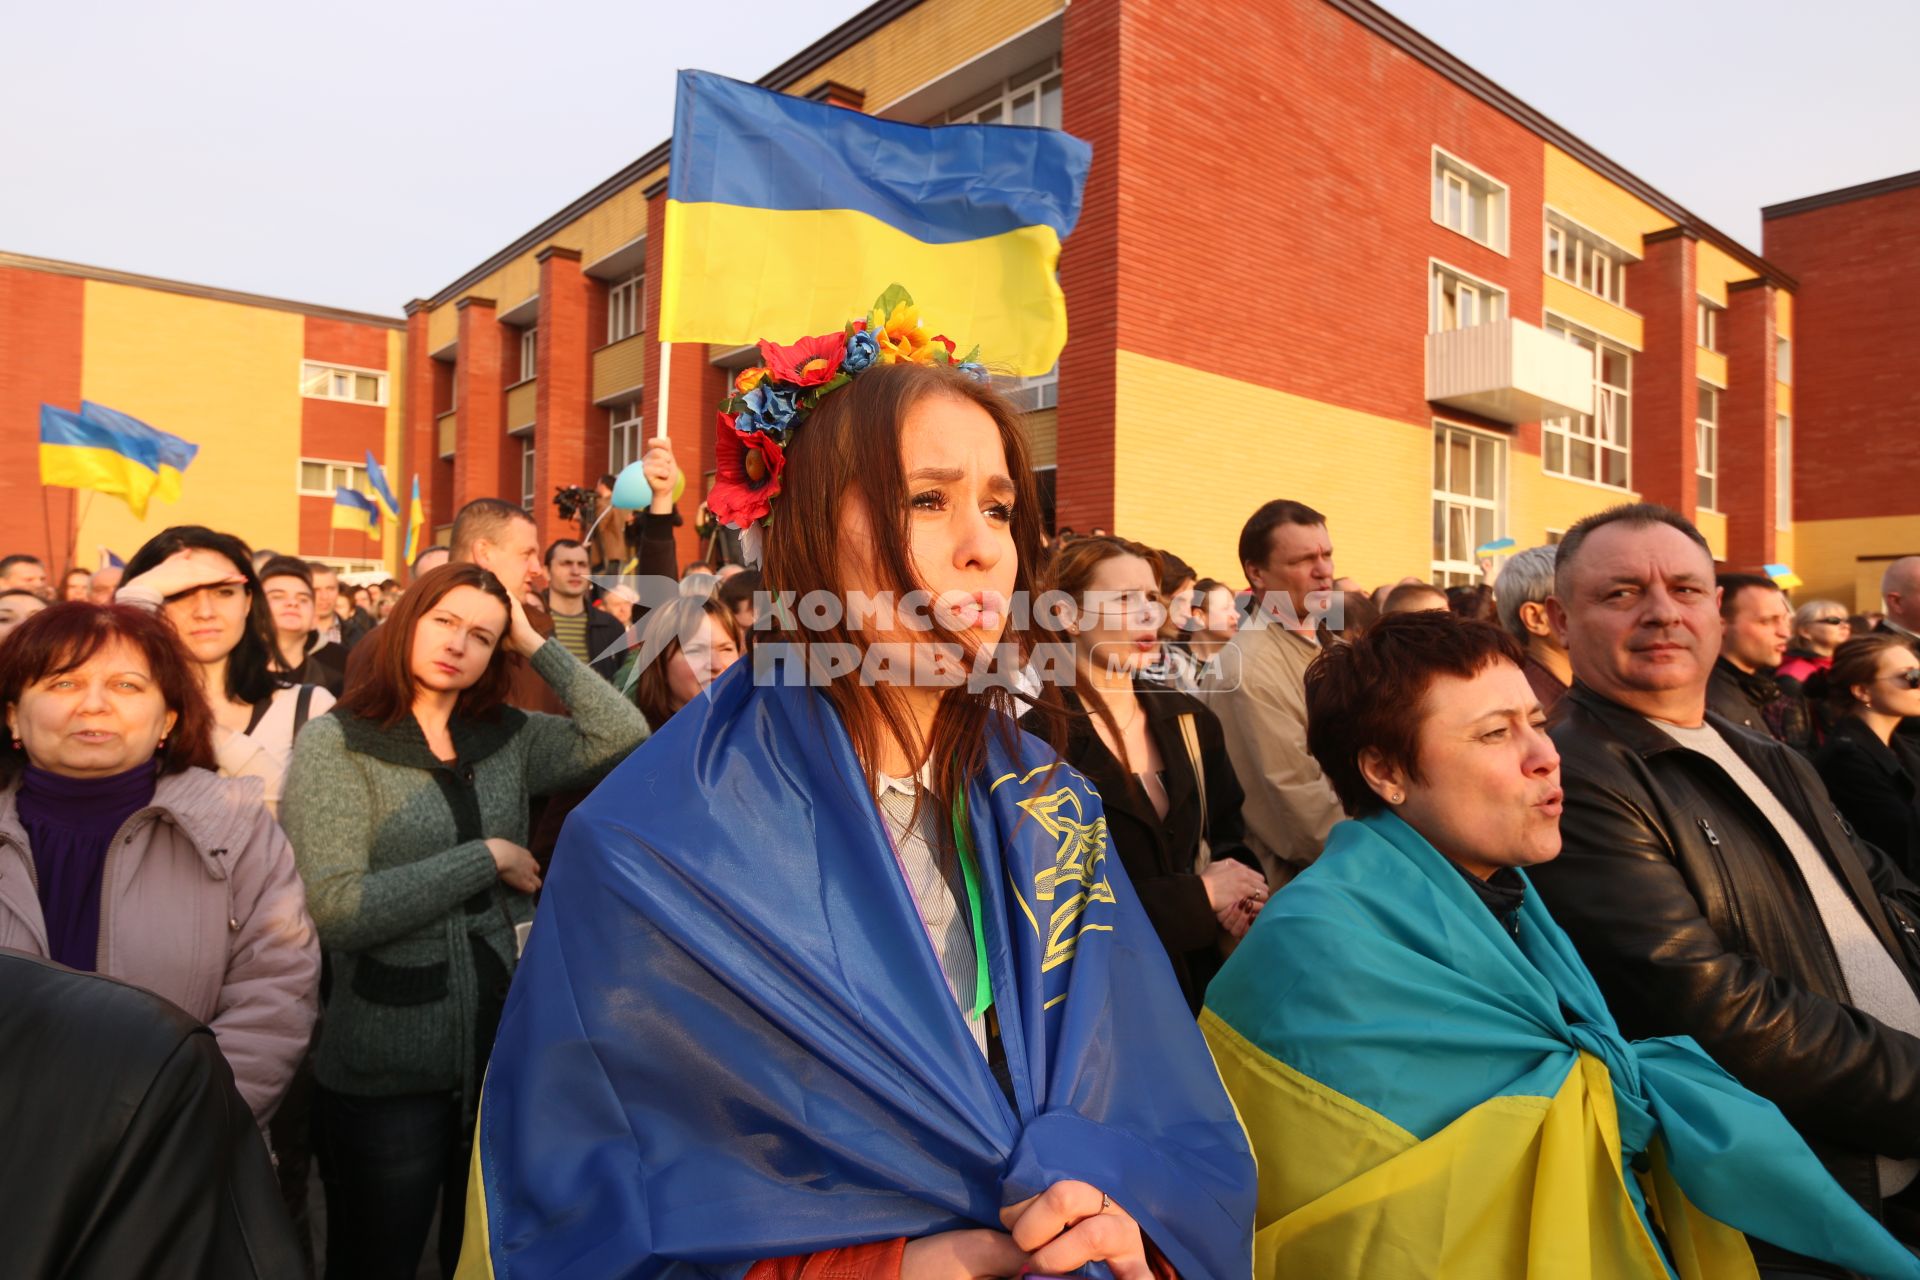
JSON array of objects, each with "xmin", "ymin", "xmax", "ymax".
[{"xmin": 869, "ymin": 299, "xmax": 937, "ymax": 365}]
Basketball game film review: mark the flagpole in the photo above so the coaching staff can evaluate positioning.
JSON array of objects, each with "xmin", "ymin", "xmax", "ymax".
[{"xmin": 656, "ymin": 340, "xmax": 671, "ymax": 443}]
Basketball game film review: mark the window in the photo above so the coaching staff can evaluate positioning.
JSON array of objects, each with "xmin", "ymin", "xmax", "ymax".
[
  {"xmin": 938, "ymin": 55, "xmax": 1062, "ymax": 129},
  {"xmin": 1432, "ymin": 150, "xmax": 1508, "ymax": 252},
  {"xmin": 1430, "ymin": 263, "xmax": 1506, "ymax": 333},
  {"xmin": 609, "ymin": 402, "xmax": 644, "ymax": 473},
  {"xmin": 1431, "ymin": 422, "xmax": 1507, "ymax": 587},
  {"xmin": 1696, "ymin": 299, "xmax": 1721, "ymax": 352},
  {"xmin": 1777, "ymin": 414, "xmax": 1793, "ymax": 530},
  {"xmin": 300, "ymin": 362, "xmax": 386, "ymax": 405},
  {"xmin": 607, "ymin": 271, "xmax": 644, "ymax": 344},
  {"xmin": 520, "ymin": 436, "xmax": 537, "ymax": 513},
  {"xmin": 1696, "ymin": 384, "xmax": 1719, "ymax": 512},
  {"xmin": 518, "ymin": 327, "xmax": 538, "ymax": 384},
  {"xmin": 1543, "ymin": 320, "xmax": 1631, "ymax": 489},
  {"xmin": 993, "ymin": 364, "xmax": 1059, "ymax": 412},
  {"xmin": 1544, "ymin": 211, "xmax": 1628, "ymax": 306},
  {"xmin": 297, "ymin": 458, "xmax": 370, "ymax": 496},
  {"xmin": 1776, "ymin": 335, "xmax": 1792, "ymax": 385}
]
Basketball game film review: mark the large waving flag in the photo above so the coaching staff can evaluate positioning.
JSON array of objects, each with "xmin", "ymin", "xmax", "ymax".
[
  {"xmin": 1203, "ymin": 812, "xmax": 1920, "ymax": 1280},
  {"xmin": 660, "ymin": 70, "xmax": 1091, "ymax": 375},
  {"xmin": 80, "ymin": 402, "xmax": 198, "ymax": 504},
  {"xmin": 40, "ymin": 404, "xmax": 163, "ymax": 518},
  {"xmin": 364, "ymin": 450, "xmax": 401, "ymax": 523},
  {"xmin": 331, "ymin": 487, "xmax": 380, "ymax": 540},
  {"xmin": 457, "ymin": 668, "xmax": 1254, "ymax": 1279},
  {"xmin": 404, "ymin": 474, "xmax": 425, "ymax": 561}
]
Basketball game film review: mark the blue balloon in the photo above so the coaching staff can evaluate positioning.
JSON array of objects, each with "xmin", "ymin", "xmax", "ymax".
[{"xmin": 610, "ymin": 461, "xmax": 652, "ymax": 511}]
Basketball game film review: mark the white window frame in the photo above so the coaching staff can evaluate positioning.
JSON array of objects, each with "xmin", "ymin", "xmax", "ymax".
[
  {"xmin": 1696, "ymin": 383, "xmax": 1719, "ymax": 512},
  {"xmin": 1431, "ymin": 420, "xmax": 1509, "ymax": 587},
  {"xmin": 1542, "ymin": 317, "xmax": 1632, "ymax": 491},
  {"xmin": 1430, "ymin": 260, "xmax": 1508, "ymax": 333},
  {"xmin": 1431, "ymin": 147, "xmax": 1509, "ymax": 254},
  {"xmin": 609, "ymin": 402, "xmax": 644, "ymax": 473},
  {"xmin": 1776, "ymin": 334, "xmax": 1792, "ymax": 385},
  {"xmin": 297, "ymin": 457, "xmax": 371, "ymax": 497},
  {"xmin": 938, "ymin": 54, "xmax": 1062, "ymax": 129},
  {"xmin": 299, "ymin": 361, "xmax": 388, "ymax": 406},
  {"xmin": 1543, "ymin": 209, "xmax": 1631, "ymax": 307},
  {"xmin": 607, "ymin": 271, "xmax": 644, "ymax": 345},
  {"xmin": 1777, "ymin": 413, "xmax": 1793, "ymax": 530},
  {"xmin": 1696, "ymin": 298, "xmax": 1721, "ymax": 352},
  {"xmin": 520, "ymin": 436, "xmax": 537, "ymax": 513},
  {"xmin": 517, "ymin": 327, "xmax": 538, "ymax": 385}
]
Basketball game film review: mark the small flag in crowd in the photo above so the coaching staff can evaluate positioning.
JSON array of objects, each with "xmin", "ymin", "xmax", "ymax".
[
  {"xmin": 1474, "ymin": 536, "xmax": 1518, "ymax": 558},
  {"xmin": 405, "ymin": 475, "xmax": 424, "ymax": 561},
  {"xmin": 39, "ymin": 403, "xmax": 198, "ymax": 519},
  {"xmin": 99, "ymin": 548, "xmax": 124, "ymax": 571},
  {"xmin": 365, "ymin": 450, "xmax": 401, "ymax": 523},
  {"xmin": 659, "ymin": 69, "xmax": 1091, "ymax": 376},
  {"xmin": 1764, "ymin": 563, "xmax": 1804, "ymax": 590},
  {"xmin": 331, "ymin": 487, "xmax": 381, "ymax": 540}
]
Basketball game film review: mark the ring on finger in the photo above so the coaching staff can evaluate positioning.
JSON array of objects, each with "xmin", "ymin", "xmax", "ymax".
[{"xmin": 1100, "ymin": 1191, "xmax": 1112, "ymax": 1213}]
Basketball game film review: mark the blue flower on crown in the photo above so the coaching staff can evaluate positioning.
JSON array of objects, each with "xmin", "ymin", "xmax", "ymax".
[
  {"xmin": 736, "ymin": 383, "xmax": 801, "ymax": 439},
  {"xmin": 957, "ymin": 362, "xmax": 989, "ymax": 384},
  {"xmin": 844, "ymin": 328, "xmax": 879, "ymax": 374}
]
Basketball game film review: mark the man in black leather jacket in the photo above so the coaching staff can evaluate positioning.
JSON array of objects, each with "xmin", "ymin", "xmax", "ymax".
[
  {"xmin": 1536, "ymin": 504, "xmax": 1920, "ymax": 1274},
  {"xmin": 0, "ymin": 949, "xmax": 302, "ymax": 1278}
]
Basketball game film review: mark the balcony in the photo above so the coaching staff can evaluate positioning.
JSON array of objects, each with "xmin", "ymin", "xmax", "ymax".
[
  {"xmin": 506, "ymin": 379, "xmax": 538, "ymax": 433},
  {"xmin": 1426, "ymin": 318, "xmax": 1594, "ymax": 425},
  {"xmin": 594, "ymin": 333, "xmax": 647, "ymax": 404},
  {"xmin": 437, "ymin": 410, "xmax": 456, "ymax": 459}
]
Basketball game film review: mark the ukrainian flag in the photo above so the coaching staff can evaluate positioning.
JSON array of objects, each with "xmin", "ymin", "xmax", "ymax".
[
  {"xmin": 405, "ymin": 474, "xmax": 425, "ymax": 561},
  {"xmin": 80, "ymin": 402, "xmax": 198, "ymax": 505},
  {"xmin": 660, "ymin": 70, "xmax": 1091, "ymax": 375},
  {"xmin": 364, "ymin": 449, "xmax": 401, "ymax": 523},
  {"xmin": 40, "ymin": 404, "xmax": 164, "ymax": 518},
  {"xmin": 331, "ymin": 487, "xmax": 380, "ymax": 539},
  {"xmin": 1203, "ymin": 812, "xmax": 1920, "ymax": 1280}
]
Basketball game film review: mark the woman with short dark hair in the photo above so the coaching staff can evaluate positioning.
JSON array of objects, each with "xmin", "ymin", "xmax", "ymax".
[{"xmin": 1203, "ymin": 610, "xmax": 1920, "ymax": 1279}]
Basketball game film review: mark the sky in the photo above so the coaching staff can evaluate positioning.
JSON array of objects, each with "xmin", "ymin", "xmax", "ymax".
[{"xmin": 2, "ymin": 0, "xmax": 1913, "ymax": 317}]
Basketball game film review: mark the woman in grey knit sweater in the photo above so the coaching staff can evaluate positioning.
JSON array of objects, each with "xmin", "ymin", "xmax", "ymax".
[{"xmin": 281, "ymin": 562, "xmax": 647, "ymax": 1280}]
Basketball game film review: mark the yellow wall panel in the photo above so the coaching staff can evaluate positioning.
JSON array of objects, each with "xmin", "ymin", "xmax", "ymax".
[
  {"xmin": 1022, "ymin": 406, "xmax": 1057, "ymax": 469},
  {"xmin": 1511, "ymin": 468, "xmax": 1639, "ymax": 548},
  {"xmin": 1111, "ymin": 350, "xmax": 1429, "ymax": 588},
  {"xmin": 506, "ymin": 379, "xmax": 538, "ymax": 431},
  {"xmin": 1777, "ymin": 381, "xmax": 1793, "ymax": 418},
  {"xmin": 77, "ymin": 280, "xmax": 305, "ymax": 560},
  {"xmin": 1773, "ymin": 527, "xmax": 1796, "ymax": 582},
  {"xmin": 1542, "ymin": 145, "xmax": 1674, "ymax": 254},
  {"xmin": 593, "ymin": 335, "xmax": 648, "ymax": 403},
  {"xmin": 1696, "ymin": 509, "xmax": 1727, "ymax": 562},
  {"xmin": 1792, "ymin": 514, "xmax": 1920, "ymax": 610},
  {"xmin": 799, "ymin": 0, "xmax": 1062, "ymax": 113},
  {"xmin": 1693, "ymin": 241, "xmax": 1754, "ymax": 307},
  {"xmin": 1696, "ymin": 347, "xmax": 1728, "ymax": 389},
  {"xmin": 427, "ymin": 302, "xmax": 457, "ymax": 353},
  {"xmin": 383, "ymin": 328, "xmax": 406, "ymax": 573},
  {"xmin": 571, "ymin": 181, "xmax": 656, "ymax": 267},
  {"xmin": 1542, "ymin": 278, "xmax": 1643, "ymax": 348},
  {"xmin": 1775, "ymin": 290, "xmax": 1794, "ymax": 341}
]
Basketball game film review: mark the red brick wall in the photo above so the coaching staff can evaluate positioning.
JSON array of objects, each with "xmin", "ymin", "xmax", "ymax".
[
  {"xmin": 453, "ymin": 298, "xmax": 508, "ymax": 509},
  {"xmin": 0, "ymin": 266, "xmax": 83, "ymax": 570},
  {"xmin": 1626, "ymin": 231, "xmax": 1699, "ymax": 516},
  {"xmin": 1764, "ymin": 182, "xmax": 1920, "ymax": 522},
  {"xmin": 301, "ymin": 315, "xmax": 393, "ymax": 559},
  {"xmin": 534, "ymin": 247, "xmax": 592, "ymax": 547},
  {"xmin": 1721, "ymin": 280, "xmax": 1778, "ymax": 570}
]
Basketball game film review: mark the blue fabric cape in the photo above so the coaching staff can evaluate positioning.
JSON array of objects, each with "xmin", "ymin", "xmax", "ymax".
[{"xmin": 464, "ymin": 665, "xmax": 1255, "ymax": 1279}]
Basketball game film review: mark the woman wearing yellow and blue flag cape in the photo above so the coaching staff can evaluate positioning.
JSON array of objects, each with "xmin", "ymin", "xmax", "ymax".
[
  {"xmin": 1202, "ymin": 609, "xmax": 1920, "ymax": 1280},
  {"xmin": 457, "ymin": 291, "xmax": 1255, "ymax": 1280}
]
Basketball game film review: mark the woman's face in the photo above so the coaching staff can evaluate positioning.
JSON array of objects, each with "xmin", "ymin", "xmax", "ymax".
[
  {"xmin": 407, "ymin": 586, "xmax": 508, "ymax": 698},
  {"xmin": 1195, "ymin": 586, "xmax": 1241, "ymax": 640},
  {"xmin": 1159, "ymin": 577, "xmax": 1195, "ymax": 640},
  {"xmin": 7, "ymin": 640, "xmax": 177, "ymax": 778},
  {"xmin": 159, "ymin": 549, "xmax": 252, "ymax": 665},
  {"xmin": 665, "ymin": 613, "xmax": 740, "ymax": 709},
  {"xmin": 261, "ymin": 574, "xmax": 315, "ymax": 639},
  {"xmin": 836, "ymin": 393, "xmax": 1020, "ymax": 672},
  {"xmin": 1071, "ymin": 554, "xmax": 1163, "ymax": 676},
  {"xmin": 1859, "ymin": 646, "xmax": 1920, "ymax": 719},
  {"xmin": 1800, "ymin": 611, "xmax": 1852, "ymax": 657},
  {"xmin": 0, "ymin": 594, "xmax": 47, "ymax": 640},
  {"xmin": 1369, "ymin": 660, "xmax": 1563, "ymax": 880}
]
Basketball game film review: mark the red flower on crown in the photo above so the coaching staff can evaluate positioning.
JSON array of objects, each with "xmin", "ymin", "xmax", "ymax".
[
  {"xmin": 708, "ymin": 412, "xmax": 788, "ymax": 527},
  {"xmin": 757, "ymin": 333, "xmax": 845, "ymax": 388}
]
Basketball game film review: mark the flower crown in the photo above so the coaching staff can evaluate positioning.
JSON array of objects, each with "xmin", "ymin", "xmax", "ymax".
[{"xmin": 709, "ymin": 285, "xmax": 987, "ymax": 537}]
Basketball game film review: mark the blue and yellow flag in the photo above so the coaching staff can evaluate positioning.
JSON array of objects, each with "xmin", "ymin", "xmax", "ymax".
[
  {"xmin": 364, "ymin": 449, "xmax": 401, "ymax": 523},
  {"xmin": 40, "ymin": 404, "xmax": 164, "ymax": 518},
  {"xmin": 457, "ymin": 665, "xmax": 1253, "ymax": 1280},
  {"xmin": 660, "ymin": 69, "xmax": 1091, "ymax": 376},
  {"xmin": 330, "ymin": 487, "xmax": 379, "ymax": 539},
  {"xmin": 404, "ymin": 474, "xmax": 424, "ymax": 561},
  {"xmin": 80, "ymin": 401, "xmax": 198, "ymax": 505},
  {"xmin": 1202, "ymin": 812, "xmax": 1920, "ymax": 1280}
]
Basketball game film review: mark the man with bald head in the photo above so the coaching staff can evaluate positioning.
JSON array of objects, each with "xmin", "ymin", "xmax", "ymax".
[
  {"xmin": 1531, "ymin": 503, "xmax": 1920, "ymax": 1264},
  {"xmin": 1879, "ymin": 557, "xmax": 1920, "ymax": 644}
]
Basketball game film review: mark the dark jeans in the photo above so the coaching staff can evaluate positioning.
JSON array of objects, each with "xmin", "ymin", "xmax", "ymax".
[{"xmin": 314, "ymin": 1088, "xmax": 469, "ymax": 1280}]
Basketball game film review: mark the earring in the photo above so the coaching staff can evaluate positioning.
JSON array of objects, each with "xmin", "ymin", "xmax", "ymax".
[
  {"xmin": 156, "ymin": 736, "xmax": 168, "ymax": 752},
  {"xmin": 1387, "ymin": 791, "xmax": 1403, "ymax": 804}
]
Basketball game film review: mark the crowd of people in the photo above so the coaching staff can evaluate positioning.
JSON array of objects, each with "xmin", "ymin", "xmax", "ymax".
[{"xmin": 4, "ymin": 356, "xmax": 1920, "ymax": 1280}]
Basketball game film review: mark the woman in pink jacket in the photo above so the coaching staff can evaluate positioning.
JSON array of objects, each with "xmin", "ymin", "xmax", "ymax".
[{"xmin": 0, "ymin": 601, "xmax": 319, "ymax": 1124}]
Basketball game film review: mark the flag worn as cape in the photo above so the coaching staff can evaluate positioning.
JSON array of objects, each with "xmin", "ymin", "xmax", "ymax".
[
  {"xmin": 1202, "ymin": 811, "xmax": 1920, "ymax": 1280},
  {"xmin": 458, "ymin": 663, "xmax": 1254, "ymax": 1280}
]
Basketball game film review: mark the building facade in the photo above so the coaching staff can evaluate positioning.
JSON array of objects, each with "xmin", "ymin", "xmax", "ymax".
[
  {"xmin": 1763, "ymin": 170, "xmax": 1920, "ymax": 609},
  {"xmin": 0, "ymin": 251, "xmax": 405, "ymax": 576},
  {"xmin": 403, "ymin": 0, "xmax": 1801, "ymax": 588}
]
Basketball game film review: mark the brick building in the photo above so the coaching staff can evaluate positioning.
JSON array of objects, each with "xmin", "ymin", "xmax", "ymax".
[
  {"xmin": 1763, "ymin": 170, "xmax": 1920, "ymax": 608},
  {"xmin": 0, "ymin": 251, "xmax": 404, "ymax": 576},
  {"xmin": 404, "ymin": 0, "xmax": 1802, "ymax": 587}
]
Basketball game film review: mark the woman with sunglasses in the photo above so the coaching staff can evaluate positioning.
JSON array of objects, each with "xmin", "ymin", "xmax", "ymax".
[
  {"xmin": 1815, "ymin": 635, "xmax": 1920, "ymax": 880},
  {"xmin": 1778, "ymin": 600, "xmax": 1853, "ymax": 697}
]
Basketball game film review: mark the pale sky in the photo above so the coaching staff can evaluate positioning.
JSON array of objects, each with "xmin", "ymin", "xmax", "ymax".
[{"xmin": 2, "ymin": 0, "xmax": 1912, "ymax": 317}]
